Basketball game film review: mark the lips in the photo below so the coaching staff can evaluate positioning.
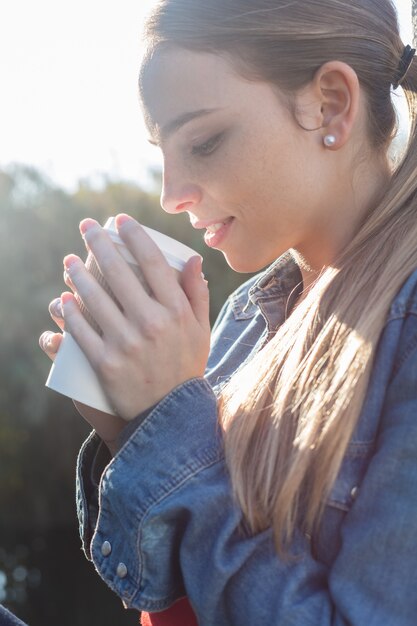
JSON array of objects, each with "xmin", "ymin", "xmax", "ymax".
[
  {"xmin": 203, "ymin": 217, "xmax": 234, "ymax": 248},
  {"xmin": 190, "ymin": 217, "xmax": 234, "ymax": 230},
  {"xmin": 188, "ymin": 215, "xmax": 234, "ymax": 248},
  {"xmin": 205, "ymin": 220, "xmax": 230, "ymax": 233}
]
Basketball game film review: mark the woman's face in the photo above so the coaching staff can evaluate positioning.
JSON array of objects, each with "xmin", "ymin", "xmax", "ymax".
[{"xmin": 140, "ymin": 48, "xmax": 336, "ymax": 272}]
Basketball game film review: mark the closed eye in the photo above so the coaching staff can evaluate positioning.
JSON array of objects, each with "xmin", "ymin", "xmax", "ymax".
[{"xmin": 191, "ymin": 132, "xmax": 224, "ymax": 157}]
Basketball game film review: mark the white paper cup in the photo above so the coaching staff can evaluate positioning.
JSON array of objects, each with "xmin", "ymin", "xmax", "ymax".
[{"xmin": 45, "ymin": 217, "xmax": 199, "ymax": 415}]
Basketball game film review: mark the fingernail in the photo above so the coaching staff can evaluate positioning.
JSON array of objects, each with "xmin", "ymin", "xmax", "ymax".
[
  {"xmin": 115, "ymin": 214, "xmax": 133, "ymax": 229},
  {"xmin": 79, "ymin": 218, "xmax": 99, "ymax": 236},
  {"xmin": 63, "ymin": 254, "xmax": 80, "ymax": 271},
  {"xmin": 60, "ymin": 292, "xmax": 74, "ymax": 306},
  {"xmin": 49, "ymin": 298, "xmax": 63, "ymax": 318},
  {"xmin": 39, "ymin": 331, "xmax": 53, "ymax": 350}
]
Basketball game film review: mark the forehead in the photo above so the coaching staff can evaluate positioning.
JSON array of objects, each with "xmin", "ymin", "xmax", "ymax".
[{"xmin": 139, "ymin": 48, "xmax": 248, "ymax": 135}]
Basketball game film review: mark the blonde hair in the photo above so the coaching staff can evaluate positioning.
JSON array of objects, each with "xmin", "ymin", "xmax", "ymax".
[{"xmin": 143, "ymin": 0, "xmax": 417, "ymax": 552}]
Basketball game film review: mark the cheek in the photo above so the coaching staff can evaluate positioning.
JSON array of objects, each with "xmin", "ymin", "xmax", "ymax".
[
  {"xmin": 231, "ymin": 134, "xmax": 284, "ymax": 198},
  {"xmin": 215, "ymin": 138, "xmax": 267, "ymax": 198},
  {"xmin": 186, "ymin": 147, "xmax": 243, "ymax": 200},
  {"xmin": 193, "ymin": 129, "xmax": 301, "ymax": 211}
]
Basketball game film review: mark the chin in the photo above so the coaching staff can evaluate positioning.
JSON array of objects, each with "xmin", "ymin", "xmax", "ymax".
[{"xmin": 223, "ymin": 252, "xmax": 273, "ymax": 274}]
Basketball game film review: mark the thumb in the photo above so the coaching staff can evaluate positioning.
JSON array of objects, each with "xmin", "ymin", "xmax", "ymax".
[{"xmin": 181, "ymin": 256, "xmax": 210, "ymax": 328}]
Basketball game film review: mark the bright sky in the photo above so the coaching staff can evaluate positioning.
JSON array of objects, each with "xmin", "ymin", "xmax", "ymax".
[{"xmin": 0, "ymin": 0, "xmax": 413, "ymax": 192}]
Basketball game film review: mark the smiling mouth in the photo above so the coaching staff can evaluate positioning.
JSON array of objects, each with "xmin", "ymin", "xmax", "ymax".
[
  {"xmin": 203, "ymin": 217, "xmax": 234, "ymax": 248},
  {"xmin": 205, "ymin": 220, "xmax": 231, "ymax": 233},
  {"xmin": 190, "ymin": 216, "xmax": 234, "ymax": 230}
]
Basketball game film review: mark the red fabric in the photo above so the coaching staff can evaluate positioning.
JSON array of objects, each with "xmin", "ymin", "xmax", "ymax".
[{"xmin": 141, "ymin": 597, "xmax": 198, "ymax": 626}]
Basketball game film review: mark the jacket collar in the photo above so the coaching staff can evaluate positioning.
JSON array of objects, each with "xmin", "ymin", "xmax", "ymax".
[{"xmin": 235, "ymin": 251, "xmax": 304, "ymax": 332}]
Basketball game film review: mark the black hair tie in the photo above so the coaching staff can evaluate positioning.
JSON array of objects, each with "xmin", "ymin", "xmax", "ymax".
[{"xmin": 393, "ymin": 44, "xmax": 416, "ymax": 90}]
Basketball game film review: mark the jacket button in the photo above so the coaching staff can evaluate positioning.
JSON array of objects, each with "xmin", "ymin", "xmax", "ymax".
[
  {"xmin": 350, "ymin": 486, "xmax": 358, "ymax": 500},
  {"xmin": 101, "ymin": 541, "xmax": 112, "ymax": 557},
  {"xmin": 117, "ymin": 563, "xmax": 128, "ymax": 579}
]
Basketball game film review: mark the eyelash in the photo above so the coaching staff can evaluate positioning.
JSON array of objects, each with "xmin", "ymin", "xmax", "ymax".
[{"xmin": 191, "ymin": 133, "xmax": 224, "ymax": 157}]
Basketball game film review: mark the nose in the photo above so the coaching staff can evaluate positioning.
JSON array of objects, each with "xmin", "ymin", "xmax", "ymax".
[{"xmin": 160, "ymin": 162, "xmax": 202, "ymax": 214}]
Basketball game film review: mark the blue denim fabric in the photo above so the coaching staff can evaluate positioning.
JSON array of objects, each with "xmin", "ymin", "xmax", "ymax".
[
  {"xmin": 0, "ymin": 606, "xmax": 27, "ymax": 626},
  {"xmin": 76, "ymin": 252, "xmax": 417, "ymax": 625}
]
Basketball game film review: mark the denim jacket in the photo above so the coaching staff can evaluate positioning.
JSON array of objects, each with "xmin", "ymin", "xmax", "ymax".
[{"xmin": 76, "ymin": 251, "xmax": 417, "ymax": 625}]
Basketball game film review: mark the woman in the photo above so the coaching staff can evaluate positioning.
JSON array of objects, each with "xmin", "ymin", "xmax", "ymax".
[{"xmin": 40, "ymin": 0, "xmax": 417, "ymax": 623}]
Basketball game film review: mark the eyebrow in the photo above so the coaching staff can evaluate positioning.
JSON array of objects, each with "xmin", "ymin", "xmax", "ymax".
[{"xmin": 147, "ymin": 108, "xmax": 223, "ymax": 145}]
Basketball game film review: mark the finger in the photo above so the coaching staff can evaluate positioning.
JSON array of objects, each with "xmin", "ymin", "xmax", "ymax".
[
  {"xmin": 60, "ymin": 291, "xmax": 103, "ymax": 369},
  {"xmin": 79, "ymin": 219, "xmax": 157, "ymax": 319},
  {"xmin": 114, "ymin": 214, "xmax": 181, "ymax": 307},
  {"xmin": 39, "ymin": 331, "xmax": 63, "ymax": 361},
  {"xmin": 180, "ymin": 256, "xmax": 210, "ymax": 329},
  {"xmin": 63, "ymin": 255, "xmax": 126, "ymax": 337},
  {"xmin": 63, "ymin": 268, "xmax": 77, "ymax": 294},
  {"xmin": 48, "ymin": 298, "xmax": 65, "ymax": 331}
]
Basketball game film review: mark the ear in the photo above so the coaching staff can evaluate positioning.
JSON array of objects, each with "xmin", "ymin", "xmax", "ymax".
[{"xmin": 298, "ymin": 61, "xmax": 361, "ymax": 150}]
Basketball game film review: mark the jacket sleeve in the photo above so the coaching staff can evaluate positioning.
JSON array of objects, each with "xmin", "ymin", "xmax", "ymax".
[
  {"xmin": 76, "ymin": 338, "xmax": 417, "ymax": 625},
  {"xmin": 0, "ymin": 605, "xmax": 28, "ymax": 626}
]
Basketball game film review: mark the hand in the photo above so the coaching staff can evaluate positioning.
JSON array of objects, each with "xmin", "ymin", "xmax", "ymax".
[
  {"xmin": 39, "ymin": 301, "xmax": 127, "ymax": 455},
  {"xmin": 58, "ymin": 214, "xmax": 211, "ymax": 423}
]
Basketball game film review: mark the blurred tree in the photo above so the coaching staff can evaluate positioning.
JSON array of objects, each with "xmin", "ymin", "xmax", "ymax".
[{"xmin": 0, "ymin": 164, "xmax": 254, "ymax": 625}]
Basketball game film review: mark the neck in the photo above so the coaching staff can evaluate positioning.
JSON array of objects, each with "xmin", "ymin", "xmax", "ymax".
[
  {"xmin": 296, "ymin": 157, "xmax": 390, "ymax": 279},
  {"xmin": 292, "ymin": 156, "xmax": 390, "ymax": 301}
]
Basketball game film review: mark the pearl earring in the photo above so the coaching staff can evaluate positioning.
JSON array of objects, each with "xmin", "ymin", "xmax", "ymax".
[{"xmin": 323, "ymin": 134, "xmax": 337, "ymax": 148}]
